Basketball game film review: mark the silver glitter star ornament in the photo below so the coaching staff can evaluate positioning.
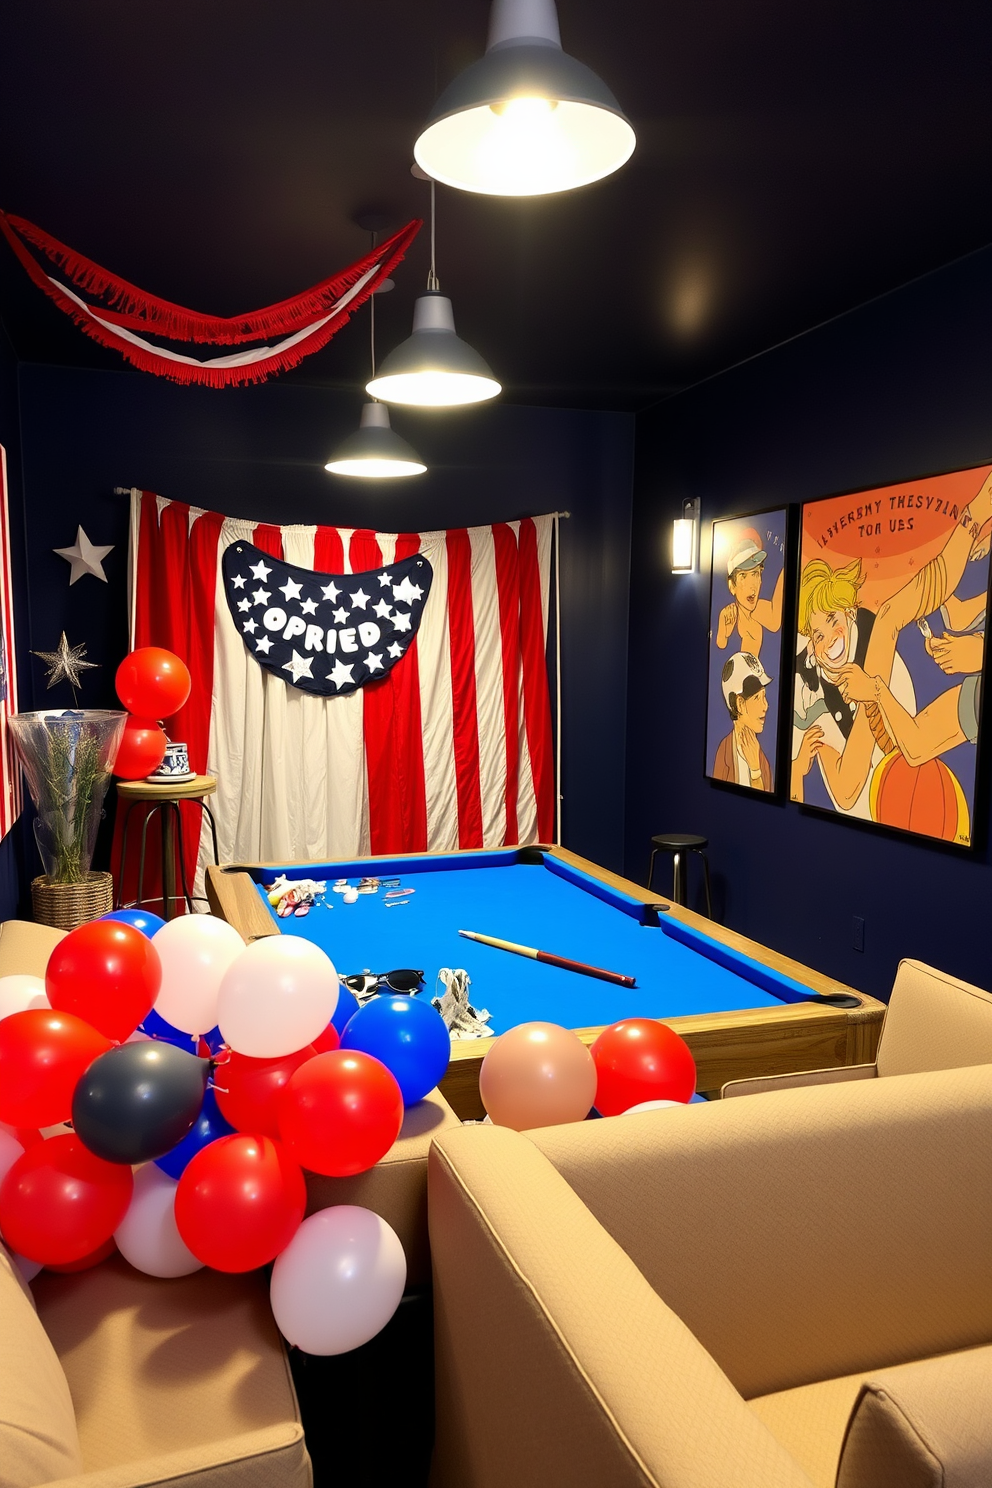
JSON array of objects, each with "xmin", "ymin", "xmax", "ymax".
[{"xmin": 32, "ymin": 633, "xmax": 100, "ymax": 690}]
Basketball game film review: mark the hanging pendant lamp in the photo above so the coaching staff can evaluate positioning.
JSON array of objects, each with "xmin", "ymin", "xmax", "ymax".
[
  {"xmin": 366, "ymin": 185, "xmax": 501, "ymax": 408},
  {"xmin": 413, "ymin": 0, "xmax": 635, "ymax": 197},
  {"xmin": 325, "ymin": 241, "xmax": 427, "ymax": 478}
]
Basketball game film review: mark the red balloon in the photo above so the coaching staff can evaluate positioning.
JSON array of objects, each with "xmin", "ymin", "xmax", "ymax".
[
  {"xmin": 113, "ymin": 715, "xmax": 168, "ymax": 780},
  {"xmin": 116, "ymin": 647, "xmax": 191, "ymax": 720},
  {"xmin": 46, "ymin": 920, "xmax": 161, "ymax": 1042},
  {"xmin": 0, "ymin": 1010, "xmax": 112, "ymax": 1127},
  {"xmin": 174, "ymin": 1134, "xmax": 305, "ymax": 1272},
  {"xmin": 46, "ymin": 1237, "xmax": 117, "ymax": 1273},
  {"xmin": 0, "ymin": 1134, "xmax": 133, "ymax": 1265},
  {"xmin": 310, "ymin": 1021, "xmax": 340, "ymax": 1055},
  {"xmin": 278, "ymin": 1051, "xmax": 403, "ymax": 1178},
  {"xmin": 591, "ymin": 1019, "xmax": 696, "ymax": 1115},
  {"xmin": 214, "ymin": 1046, "xmax": 317, "ymax": 1138}
]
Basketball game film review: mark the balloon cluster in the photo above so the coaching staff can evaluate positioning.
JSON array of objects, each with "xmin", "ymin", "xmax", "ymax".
[
  {"xmin": 113, "ymin": 646, "xmax": 192, "ymax": 780},
  {"xmin": 0, "ymin": 911, "xmax": 451, "ymax": 1356},
  {"xmin": 478, "ymin": 1016, "xmax": 697, "ymax": 1129}
]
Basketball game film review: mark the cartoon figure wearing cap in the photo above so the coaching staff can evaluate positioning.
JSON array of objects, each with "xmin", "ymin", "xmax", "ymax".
[
  {"xmin": 716, "ymin": 536, "xmax": 784, "ymax": 658},
  {"xmin": 714, "ymin": 652, "xmax": 773, "ymax": 791}
]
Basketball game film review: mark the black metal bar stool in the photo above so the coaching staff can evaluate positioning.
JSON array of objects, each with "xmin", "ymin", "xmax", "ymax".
[
  {"xmin": 116, "ymin": 774, "xmax": 220, "ymax": 919},
  {"xmin": 647, "ymin": 833, "xmax": 713, "ymax": 917}
]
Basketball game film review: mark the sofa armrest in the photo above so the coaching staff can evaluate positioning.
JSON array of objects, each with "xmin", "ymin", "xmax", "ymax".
[
  {"xmin": 720, "ymin": 1064, "xmax": 877, "ymax": 1098},
  {"xmin": 0, "ymin": 918, "xmax": 65, "ymax": 976},
  {"xmin": 36, "ymin": 1423, "xmax": 310, "ymax": 1488},
  {"xmin": 429, "ymin": 1126, "xmax": 814, "ymax": 1488}
]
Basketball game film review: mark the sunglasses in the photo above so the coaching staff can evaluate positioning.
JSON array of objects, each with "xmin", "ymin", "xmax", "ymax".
[{"xmin": 341, "ymin": 969, "xmax": 425, "ymax": 999}]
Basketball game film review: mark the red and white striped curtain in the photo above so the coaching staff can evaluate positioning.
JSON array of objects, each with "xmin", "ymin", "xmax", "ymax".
[{"xmin": 118, "ymin": 491, "xmax": 555, "ymax": 900}]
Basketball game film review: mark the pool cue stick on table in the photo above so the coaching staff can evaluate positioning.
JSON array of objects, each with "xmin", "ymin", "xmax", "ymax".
[{"xmin": 459, "ymin": 929, "xmax": 637, "ymax": 988}]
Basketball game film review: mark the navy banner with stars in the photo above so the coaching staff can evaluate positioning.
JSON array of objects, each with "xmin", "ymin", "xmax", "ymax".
[{"xmin": 222, "ymin": 541, "xmax": 433, "ymax": 696}]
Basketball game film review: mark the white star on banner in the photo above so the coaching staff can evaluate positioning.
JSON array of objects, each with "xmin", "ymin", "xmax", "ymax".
[
  {"xmin": 392, "ymin": 576, "xmax": 423, "ymax": 606},
  {"xmin": 243, "ymin": 618, "xmax": 257, "ymax": 634},
  {"xmin": 332, "ymin": 607, "xmax": 349, "ymax": 624},
  {"xmin": 378, "ymin": 572, "xmax": 392, "ymax": 587},
  {"xmin": 280, "ymin": 577, "xmax": 303, "ymax": 602},
  {"xmin": 250, "ymin": 560, "xmax": 271, "ymax": 581},
  {"xmin": 53, "ymin": 526, "xmax": 114, "ymax": 585},
  {"xmin": 387, "ymin": 642, "xmax": 403, "ymax": 659},
  {"xmin": 231, "ymin": 573, "xmax": 247, "ymax": 589},
  {"xmin": 237, "ymin": 598, "xmax": 251, "ymax": 613},
  {"xmin": 365, "ymin": 651, "xmax": 384, "ymax": 673},
  {"xmin": 373, "ymin": 598, "xmax": 393, "ymax": 620},
  {"xmin": 321, "ymin": 580, "xmax": 340, "ymax": 602},
  {"xmin": 393, "ymin": 610, "xmax": 412, "ymax": 632},
  {"xmin": 255, "ymin": 635, "xmax": 274, "ymax": 655},
  {"xmin": 252, "ymin": 588, "xmax": 271, "ymax": 606},
  {"xmin": 349, "ymin": 588, "xmax": 370, "ymax": 610},
  {"xmin": 282, "ymin": 650, "xmax": 314, "ymax": 683},
  {"xmin": 300, "ymin": 597, "xmax": 318, "ymax": 616},
  {"xmin": 327, "ymin": 659, "xmax": 355, "ymax": 689}
]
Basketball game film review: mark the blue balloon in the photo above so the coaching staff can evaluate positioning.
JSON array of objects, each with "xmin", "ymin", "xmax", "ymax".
[
  {"xmin": 341, "ymin": 995, "xmax": 450, "ymax": 1105},
  {"xmin": 331, "ymin": 984, "xmax": 361, "ymax": 1036},
  {"xmin": 140, "ymin": 1006, "xmax": 198, "ymax": 1054},
  {"xmin": 101, "ymin": 907, "xmax": 166, "ymax": 938},
  {"xmin": 154, "ymin": 1086, "xmax": 235, "ymax": 1179}
]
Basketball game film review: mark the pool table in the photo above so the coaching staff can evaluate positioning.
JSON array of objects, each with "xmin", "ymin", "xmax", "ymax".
[{"xmin": 205, "ymin": 845, "xmax": 884, "ymax": 1119}]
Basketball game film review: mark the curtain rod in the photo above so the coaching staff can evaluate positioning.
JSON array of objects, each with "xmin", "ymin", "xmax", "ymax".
[{"xmin": 113, "ymin": 487, "xmax": 570, "ymax": 517}]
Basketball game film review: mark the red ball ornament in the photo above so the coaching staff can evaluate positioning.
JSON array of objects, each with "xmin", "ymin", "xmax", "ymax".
[
  {"xmin": 277, "ymin": 1051, "xmax": 403, "ymax": 1177},
  {"xmin": 113, "ymin": 716, "xmax": 167, "ymax": 780},
  {"xmin": 0, "ymin": 1010, "xmax": 112, "ymax": 1127},
  {"xmin": 174, "ymin": 1133, "xmax": 306, "ymax": 1272},
  {"xmin": 115, "ymin": 647, "xmax": 191, "ymax": 721},
  {"xmin": 591, "ymin": 1018, "xmax": 696, "ymax": 1116},
  {"xmin": 0, "ymin": 1134, "xmax": 133, "ymax": 1265},
  {"xmin": 214, "ymin": 1046, "xmax": 317, "ymax": 1138},
  {"xmin": 46, "ymin": 920, "xmax": 161, "ymax": 1043}
]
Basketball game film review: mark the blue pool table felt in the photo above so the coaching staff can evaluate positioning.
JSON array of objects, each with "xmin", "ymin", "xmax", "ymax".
[{"xmin": 253, "ymin": 853, "xmax": 815, "ymax": 1035}]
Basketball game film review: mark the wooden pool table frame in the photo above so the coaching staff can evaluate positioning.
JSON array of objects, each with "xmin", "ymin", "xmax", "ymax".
[{"xmin": 205, "ymin": 845, "xmax": 885, "ymax": 1119}]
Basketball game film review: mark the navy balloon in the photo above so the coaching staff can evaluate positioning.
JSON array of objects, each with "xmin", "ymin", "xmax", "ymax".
[
  {"xmin": 101, "ymin": 907, "xmax": 166, "ymax": 938},
  {"xmin": 155, "ymin": 1086, "xmax": 235, "ymax": 1179},
  {"xmin": 72, "ymin": 1042, "xmax": 211, "ymax": 1164},
  {"xmin": 341, "ymin": 995, "xmax": 450, "ymax": 1105}
]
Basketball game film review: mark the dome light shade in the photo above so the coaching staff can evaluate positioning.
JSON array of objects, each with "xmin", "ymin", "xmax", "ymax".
[
  {"xmin": 324, "ymin": 403, "xmax": 426, "ymax": 479},
  {"xmin": 366, "ymin": 292, "xmax": 501, "ymax": 408},
  {"xmin": 413, "ymin": 0, "xmax": 635, "ymax": 197}
]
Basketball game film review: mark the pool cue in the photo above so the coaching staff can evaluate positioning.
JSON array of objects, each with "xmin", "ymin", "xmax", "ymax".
[{"xmin": 459, "ymin": 929, "xmax": 636, "ymax": 988}]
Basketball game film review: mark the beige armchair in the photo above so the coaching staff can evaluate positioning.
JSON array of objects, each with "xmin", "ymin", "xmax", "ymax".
[
  {"xmin": 722, "ymin": 958, "xmax": 992, "ymax": 1098},
  {"xmin": 428, "ymin": 1064, "xmax": 992, "ymax": 1488}
]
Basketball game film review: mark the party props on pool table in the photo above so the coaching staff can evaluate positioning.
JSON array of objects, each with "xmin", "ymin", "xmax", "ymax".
[
  {"xmin": 459, "ymin": 929, "xmax": 637, "ymax": 988},
  {"xmin": 590, "ymin": 1018, "xmax": 696, "ymax": 1114},
  {"xmin": 479, "ymin": 1022, "xmax": 598, "ymax": 1130}
]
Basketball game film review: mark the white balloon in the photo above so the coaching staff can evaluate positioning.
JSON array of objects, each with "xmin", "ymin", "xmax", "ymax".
[
  {"xmin": 0, "ymin": 1126, "xmax": 25, "ymax": 1187},
  {"xmin": 114, "ymin": 1163, "xmax": 204, "ymax": 1278},
  {"xmin": 621, "ymin": 1099, "xmax": 684, "ymax": 1115},
  {"xmin": 217, "ymin": 936, "xmax": 338, "ymax": 1058},
  {"xmin": 270, "ymin": 1206, "xmax": 406, "ymax": 1356},
  {"xmin": 0, "ymin": 975, "xmax": 49, "ymax": 1021},
  {"xmin": 153, "ymin": 914, "xmax": 245, "ymax": 1035}
]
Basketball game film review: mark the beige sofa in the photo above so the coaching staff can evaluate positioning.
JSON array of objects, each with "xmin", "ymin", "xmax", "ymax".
[{"xmin": 428, "ymin": 1064, "xmax": 992, "ymax": 1488}]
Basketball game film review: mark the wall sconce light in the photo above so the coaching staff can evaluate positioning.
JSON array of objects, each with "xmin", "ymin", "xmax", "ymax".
[{"xmin": 671, "ymin": 498, "xmax": 700, "ymax": 574}]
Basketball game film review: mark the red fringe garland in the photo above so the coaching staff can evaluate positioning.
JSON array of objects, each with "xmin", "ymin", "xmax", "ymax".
[{"xmin": 0, "ymin": 211, "xmax": 421, "ymax": 347}]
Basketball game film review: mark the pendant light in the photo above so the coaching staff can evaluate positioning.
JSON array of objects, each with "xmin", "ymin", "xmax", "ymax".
[
  {"xmin": 366, "ymin": 183, "xmax": 501, "ymax": 408},
  {"xmin": 324, "ymin": 243, "xmax": 427, "ymax": 479},
  {"xmin": 413, "ymin": 0, "xmax": 635, "ymax": 197}
]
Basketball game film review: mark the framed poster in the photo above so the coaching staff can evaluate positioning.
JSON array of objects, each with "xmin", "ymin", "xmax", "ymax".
[
  {"xmin": 791, "ymin": 462, "xmax": 992, "ymax": 847},
  {"xmin": 705, "ymin": 507, "xmax": 788, "ymax": 794},
  {"xmin": 0, "ymin": 445, "xmax": 19, "ymax": 839}
]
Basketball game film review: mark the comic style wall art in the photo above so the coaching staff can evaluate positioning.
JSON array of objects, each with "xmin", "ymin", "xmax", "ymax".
[
  {"xmin": 705, "ymin": 508, "xmax": 788, "ymax": 794},
  {"xmin": 791, "ymin": 463, "xmax": 992, "ymax": 847}
]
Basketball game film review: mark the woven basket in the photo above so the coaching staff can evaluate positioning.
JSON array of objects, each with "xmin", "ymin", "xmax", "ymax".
[{"xmin": 30, "ymin": 871, "xmax": 114, "ymax": 931}]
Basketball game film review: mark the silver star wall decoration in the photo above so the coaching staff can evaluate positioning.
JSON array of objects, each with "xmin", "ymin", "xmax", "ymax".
[
  {"xmin": 53, "ymin": 526, "xmax": 114, "ymax": 585},
  {"xmin": 32, "ymin": 633, "xmax": 100, "ymax": 690}
]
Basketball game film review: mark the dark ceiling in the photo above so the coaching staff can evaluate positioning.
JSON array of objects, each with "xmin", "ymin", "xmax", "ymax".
[{"xmin": 1, "ymin": 0, "xmax": 989, "ymax": 410}]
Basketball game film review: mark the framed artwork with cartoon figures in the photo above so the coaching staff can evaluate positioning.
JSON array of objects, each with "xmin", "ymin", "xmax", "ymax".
[
  {"xmin": 705, "ymin": 507, "xmax": 788, "ymax": 794},
  {"xmin": 791, "ymin": 462, "xmax": 991, "ymax": 848}
]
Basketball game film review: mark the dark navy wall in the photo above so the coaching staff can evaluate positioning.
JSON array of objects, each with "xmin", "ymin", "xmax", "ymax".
[
  {"xmin": 15, "ymin": 366, "xmax": 633, "ymax": 875},
  {"xmin": 0, "ymin": 329, "xmax": 30, "ymax": 916},
  {"xmin": 626, "ymin": 248, "xmax": 992, "ymax": 1000}
]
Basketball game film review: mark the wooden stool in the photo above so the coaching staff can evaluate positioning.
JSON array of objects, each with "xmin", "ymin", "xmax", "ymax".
[
  {"xmin": 116, "ymin": 775, "xmax": 220, "ymax": 920},
  {"xmin": 648, "ymin": 833, "xmax": 713, "ymax": 917}
]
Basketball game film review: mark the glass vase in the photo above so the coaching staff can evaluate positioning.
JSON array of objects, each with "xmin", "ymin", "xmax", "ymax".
[{"xmin": 9, "ymin": 710, "xmax": 127, "ymax": 884}]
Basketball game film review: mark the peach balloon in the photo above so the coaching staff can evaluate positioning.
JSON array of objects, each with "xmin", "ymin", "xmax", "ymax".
[{"xmin": 479, "ymin": 1022, "xmax": 597, "ymax": 1131}]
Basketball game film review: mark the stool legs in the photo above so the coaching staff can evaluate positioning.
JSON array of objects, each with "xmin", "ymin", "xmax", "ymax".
[
  {"xmin": 698, "ymin": 850, "xmax": 713, "ymax": 919},
  {"xmin": 647, "ymin": 847, "xmax": 659, "ymax": 892},
  {"xmin": 672, "ymin": 851, "xmax": 686, "ymax": 906}
]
